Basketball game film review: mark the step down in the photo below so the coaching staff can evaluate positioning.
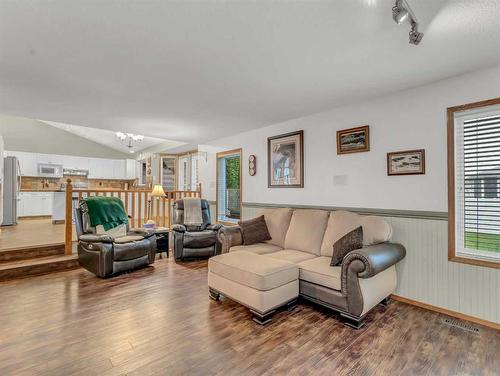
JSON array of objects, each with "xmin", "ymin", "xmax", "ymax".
[
  {"xmin": 0, "ymin": 243, "xmax": 65, "ymax": 263},
  {"xmin": 0, "ymin": 255, "xmax": 80, "ymax": 282}
]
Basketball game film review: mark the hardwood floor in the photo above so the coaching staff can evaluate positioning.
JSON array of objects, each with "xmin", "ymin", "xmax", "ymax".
[
  {"xmin": 0, "ymin": 218, "xmax": 69, "ymax": 251},
  {"xmin": 0, "ymin": 257, "xmax": 498, "ymax": 376}
]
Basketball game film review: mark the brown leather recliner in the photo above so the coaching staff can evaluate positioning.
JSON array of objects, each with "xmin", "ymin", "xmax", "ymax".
[
  {"xmin": 75, "ymin": 200, "xmax": 156, "ymax": 278},
  {"xmin": 172, "ymin": 199, "xmax": 222, "ymax": 261}
]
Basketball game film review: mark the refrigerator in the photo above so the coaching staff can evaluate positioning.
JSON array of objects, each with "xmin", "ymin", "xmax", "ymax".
[{"xmin": 2, "ymin": 156, "xmax": 21, "ymax": 226}]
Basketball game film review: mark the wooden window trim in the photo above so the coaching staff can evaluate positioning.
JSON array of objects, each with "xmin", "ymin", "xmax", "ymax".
[
  {"xmin": 447, "ymin": 97, "xmax": 500, "ymax": 269},
  {"xmin": 216, "ymin": 148, "xmax": 242, "ymax": 224}
]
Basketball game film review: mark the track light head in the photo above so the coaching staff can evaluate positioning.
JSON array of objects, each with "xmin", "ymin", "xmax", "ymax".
[
  {"xmin": 409, "ymin": 25, "xmax": 424, "ymax": 45},
  {"xmin": 392, "ymin": 0, "xmax": 424, "ymax": 45},
  {"xmin": 392, "ymin": 5, "xmax": 408, "ymax": 24}
]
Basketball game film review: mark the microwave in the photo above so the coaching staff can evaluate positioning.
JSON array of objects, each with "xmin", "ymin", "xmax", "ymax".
[{"xmin": 37, "ymin": 163, "xmax": 63, "ymax": 178}]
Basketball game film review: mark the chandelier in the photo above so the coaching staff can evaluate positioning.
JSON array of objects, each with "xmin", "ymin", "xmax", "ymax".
[{"xmin": 116, "ymin": 132, "xmax": 144, "ymax": 153}]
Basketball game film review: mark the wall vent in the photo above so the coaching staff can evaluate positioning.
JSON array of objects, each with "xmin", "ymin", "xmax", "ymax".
[{"xmin": 442, "ymin": 318, "xmax": 480, "ymax": 334}]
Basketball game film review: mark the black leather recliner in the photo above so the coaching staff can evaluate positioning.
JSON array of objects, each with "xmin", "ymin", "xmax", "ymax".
[
  {"xmin": 172, "ymin": 199, "xmax": 222, "ymax": 261},
  {"xmin": 75, "ymin": 200, "xmax": 157, "ymax": 278}
]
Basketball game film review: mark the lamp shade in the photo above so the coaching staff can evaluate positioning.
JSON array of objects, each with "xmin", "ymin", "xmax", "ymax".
[{"xmin": 151, "ymin": 184, "xmax": 166, "ymax": 197}]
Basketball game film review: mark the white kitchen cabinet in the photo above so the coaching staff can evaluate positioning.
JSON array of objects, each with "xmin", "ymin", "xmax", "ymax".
[
  {"xmin": 61, "ymin": 154, "xmax": 89, "ymax": 171},
  {"xmin": 112, "ymin": 160, "xmax": 126, "ymax": 179},
  {"xmin": 22, "ymin": 152, "xmax": 38, "ymax": 176},
  {"xmin": 18, "ymin": 192, "xmax": 53, "ymax": 217},
  {"xmin": 5, "ymin": 150, "xmax": 133, "ymax": 180},
  {"xmin": 125, "ymin": 159, "xmax": 140, "ymax": 179}
]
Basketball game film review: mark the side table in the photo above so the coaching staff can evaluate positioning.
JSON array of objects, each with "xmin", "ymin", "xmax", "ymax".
[{"xmin": 154, "ymin": 227, "xmax": 170, "ymax": 258}]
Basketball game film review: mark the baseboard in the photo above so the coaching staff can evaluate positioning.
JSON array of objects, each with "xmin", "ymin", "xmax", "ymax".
[{"xmin": 391, "ymin": 294, "xmax": 500, "ymax": 330}]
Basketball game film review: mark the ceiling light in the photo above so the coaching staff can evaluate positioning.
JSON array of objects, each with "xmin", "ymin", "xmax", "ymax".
[
  {"xmin": 116, "ymin": 132, "xmax": 144, "ymax": 152},
  {"xmin": 391, "ymin": 0, "xmax": 424, "ymax": 45}
]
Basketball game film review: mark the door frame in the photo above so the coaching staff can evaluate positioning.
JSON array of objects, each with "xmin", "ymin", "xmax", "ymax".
[{"xmin": 216, "ymin": 148, "xmax": 242, "ymax": 224}]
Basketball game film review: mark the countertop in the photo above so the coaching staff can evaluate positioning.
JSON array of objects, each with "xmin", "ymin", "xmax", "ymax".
[{"xmin": 20, "ymin": 189, "xmax": 64, "ymax": 192}]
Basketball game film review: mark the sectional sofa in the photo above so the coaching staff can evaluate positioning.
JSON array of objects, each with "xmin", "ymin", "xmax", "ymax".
[{"xmin": 211, "ymin": 208, "xmax": 406, "ymax": 328}]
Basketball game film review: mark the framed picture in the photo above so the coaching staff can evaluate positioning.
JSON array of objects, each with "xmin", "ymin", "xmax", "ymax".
[
  {"xmin": 387, "ymin": 149, "xmax": 425, "ymax": 175},
  {"xmin": 336, "ymin": 125, "xmax": 370, "ymax": 154},
  {"xmin": 268, "ymin": 130, "xmax": 304, "ymax": 188}
]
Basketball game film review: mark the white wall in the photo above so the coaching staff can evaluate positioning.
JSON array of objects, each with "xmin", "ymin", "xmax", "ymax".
[
  {"xmin": 199, "ymin": 64, "xmax": 500, "ymax": 212},
  {"xmin": 199, "ymin": 65, "xmax": 500, "ymax": 324},
  {"xmin": 0, "ymin": 114, "xmax": 128, "ymax": 159}
]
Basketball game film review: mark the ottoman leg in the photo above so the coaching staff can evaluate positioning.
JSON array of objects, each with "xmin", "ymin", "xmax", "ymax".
[
  {"xmin": 209, "ymin": 287, "xmax": 221, "ymax": 301},
  {"xmin": 251, "ymin": 309, "xmax": 275, "ymax": 325}
]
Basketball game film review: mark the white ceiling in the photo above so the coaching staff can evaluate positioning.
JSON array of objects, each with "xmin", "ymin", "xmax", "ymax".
[
  {"xmin": 40, "ymin": 121, "xmax": 184, "ymax": 154},
  {"xmin": 1, "ymin": 0, "xmax": 500, "ymax": 145}
]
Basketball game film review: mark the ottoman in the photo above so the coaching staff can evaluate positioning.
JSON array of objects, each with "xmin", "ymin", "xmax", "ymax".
[{"xmin": 208, "ymin": 251, "xmax": 299, "ymax": 324}]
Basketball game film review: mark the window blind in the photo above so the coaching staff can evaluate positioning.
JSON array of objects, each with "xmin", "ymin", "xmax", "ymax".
[{"xmin": 455, "ymin": 108, "xmax": 500, "ymax": 261}]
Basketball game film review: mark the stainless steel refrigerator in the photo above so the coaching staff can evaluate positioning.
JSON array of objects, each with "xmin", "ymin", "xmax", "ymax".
[{"xmin": 2, "ymin": 156, "xmax": 21, "ymax": 226}]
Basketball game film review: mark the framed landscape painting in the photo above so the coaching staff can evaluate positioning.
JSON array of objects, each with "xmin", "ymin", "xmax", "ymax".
[
  {"xmin": 268, "ymin": 130, "xmax": 304, "ymax": 188},
  {"xmin": 336, "ymin": 125, "xmax": 370, "ymax": 154},
  {"xmin": 387, "ymin": 149, "xmax": 425, "ymax": 175}
]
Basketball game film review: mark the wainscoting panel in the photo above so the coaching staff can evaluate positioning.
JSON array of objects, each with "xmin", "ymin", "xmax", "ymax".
[{"xmin": 211, "ymin": 202, "xmax": 499, "ymax": 324}]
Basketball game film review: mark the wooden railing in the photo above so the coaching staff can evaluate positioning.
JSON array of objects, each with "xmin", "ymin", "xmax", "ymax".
[{"xmin": 64, "ymin": 179, "xmax": 202, "ymax": 254}]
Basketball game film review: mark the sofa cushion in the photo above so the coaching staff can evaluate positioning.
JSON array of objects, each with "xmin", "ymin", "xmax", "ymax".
[
  {"xmin": 258, "ymin": 208, "xmax": 293, "ymax": 248},
  {"xmin": 208, "ymin": 251, "xmax": 298, "ymax": 291},
  {"xmin": 298, "ymin": 257, "xmax": 341, "ymax": 291},
  {"xmin": 114, "ymin": 235, "xmax": 145, "ymax": 244},
  {"xmin": 230, "ymin": 243, "xmax": 282, "ymax": 254},
  {"xmin": 264, "ymin": 249, "xmax": 316, "ymax": 264},
  {"xmin": 239, "ymin": 215, "xmax": 271, "ymax": 245},
  {"xmin": 183, "ymin": 230, "xmax": 217, "ymax": 248},
  {"xmin": 320, "ymin": 211, "xmax": 392, "ymax": 257},
  {"xmin": 284, "ymin": 209, "xmax": 330, "ymax": 255}
]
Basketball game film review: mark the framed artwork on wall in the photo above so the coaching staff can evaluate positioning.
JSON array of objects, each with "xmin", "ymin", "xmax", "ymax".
[
  {"xmin": 387, "ymin": 149, "xmax": 425, "ymax": 175},
  {"xmin": 268, "ymin": 130, "xmax": 304, "ymax": 188},
  {"xmin": 336, "ymin": 125, "xmax": 370, "ymax": 154}
]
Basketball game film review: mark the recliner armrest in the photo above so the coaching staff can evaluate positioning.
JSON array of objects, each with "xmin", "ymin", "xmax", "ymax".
[
  {"xmin": 79, "ymin": 234, "xmax": 114, "ymax": 243},
  {"xmin": 207, "ymin": 223, "xmax": 223, "ymax": 232},
  {"xmin": 217, "ymin": 225, "xmax": 242, "ymax": 253},
  {"xmin": 172, "ymin": 224, "xmax": 187, "ymax": 233},
  {"xmin": 128, "ymin": 228, "xmax": 156, "ymax": 238}
]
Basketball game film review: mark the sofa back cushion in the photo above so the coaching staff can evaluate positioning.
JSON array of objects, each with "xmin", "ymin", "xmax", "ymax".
[
  {"xmin": 320, "ymin": 210, "xmax": 392, "ymax": 257},
  {"xmin": 284, "ymin": 209, "xmax": 329, "ymax": 255},
  {"xmin": 257, "ymin": 208, "xmax": 293, "ymax": 248}
]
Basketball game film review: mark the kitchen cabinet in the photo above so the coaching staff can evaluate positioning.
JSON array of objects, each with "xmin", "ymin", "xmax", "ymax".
[
  {"xmin": 112, "ymin": 160, "xmax": 126, "ymax": 179},
  {"xmin": 18, "ymin": 192, "xmax": 53, "ymax": 217},
  {"xmin": 125, "ymin": 159, "xmax": 140, "ymax": 179},
  {"xmin": 5, "ymin": 150, "xmax": 139, "ymax": 180}
]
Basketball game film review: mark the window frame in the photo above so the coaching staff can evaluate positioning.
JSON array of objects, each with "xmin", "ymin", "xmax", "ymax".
[
  {"xmin": 447, "ymin": 97, "xmax": 500, "ymax": 269},
  {"xmin": 216, "ymin": 148, "xmax": 242, "ymax": 225}
]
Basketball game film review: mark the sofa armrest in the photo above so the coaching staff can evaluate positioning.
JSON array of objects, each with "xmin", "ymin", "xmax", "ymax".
[
  {"xmin": 79, "ymin": 234, "xmax": 115, "ymax": 243},
  {"xmin": 217, "ymin": 225, "xmax": 242, "ymax": 253},
  {"xmin": 207, "ymin": 223, "xmax": 223, "ymax": 232},
  {"xmin": 341, "ymin": 242, "xmax": 405, "ymax": 292},
  {"xmin": 172, "ymin": 224, "xmax": 186, "ymax": 233},
  {"xmin": 128, "ymin": 228, "xmax": 156, "ymax": 238}
]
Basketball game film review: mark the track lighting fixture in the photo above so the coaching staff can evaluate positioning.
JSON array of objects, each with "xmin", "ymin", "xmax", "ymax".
[{"xmin": 392, "ymin": 0, "xmax": 424, "ymax": 45}]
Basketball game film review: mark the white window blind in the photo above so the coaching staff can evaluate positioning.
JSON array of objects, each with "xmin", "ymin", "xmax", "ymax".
[{"xmin": 454, "ymin": 105, "xmax": 500, "ymax": 262}]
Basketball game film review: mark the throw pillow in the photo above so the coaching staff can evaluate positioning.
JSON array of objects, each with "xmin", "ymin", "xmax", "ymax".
[
  {"xmin": 330, "ymin": 226, "xmax": 363, "ymax": 266},
  {"xmin": 238, "ymin": 215, "xmax": 272, "ymax": 245}
]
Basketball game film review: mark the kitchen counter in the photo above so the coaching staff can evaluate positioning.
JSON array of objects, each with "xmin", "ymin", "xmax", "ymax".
[{"xmin": 21, "ymin": 189, "xmax": 64, "ymax": 192}]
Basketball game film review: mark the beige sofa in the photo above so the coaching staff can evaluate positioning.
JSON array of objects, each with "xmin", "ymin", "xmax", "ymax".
[{"xmin": 214, "ymin": 208, "xmax": 406, "ymax": 328}]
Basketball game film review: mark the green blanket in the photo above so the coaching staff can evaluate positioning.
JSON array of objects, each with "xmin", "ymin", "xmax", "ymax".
[{"xmin": 84, "ymin": 196, "xmax": 128, "ymax": 231}]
